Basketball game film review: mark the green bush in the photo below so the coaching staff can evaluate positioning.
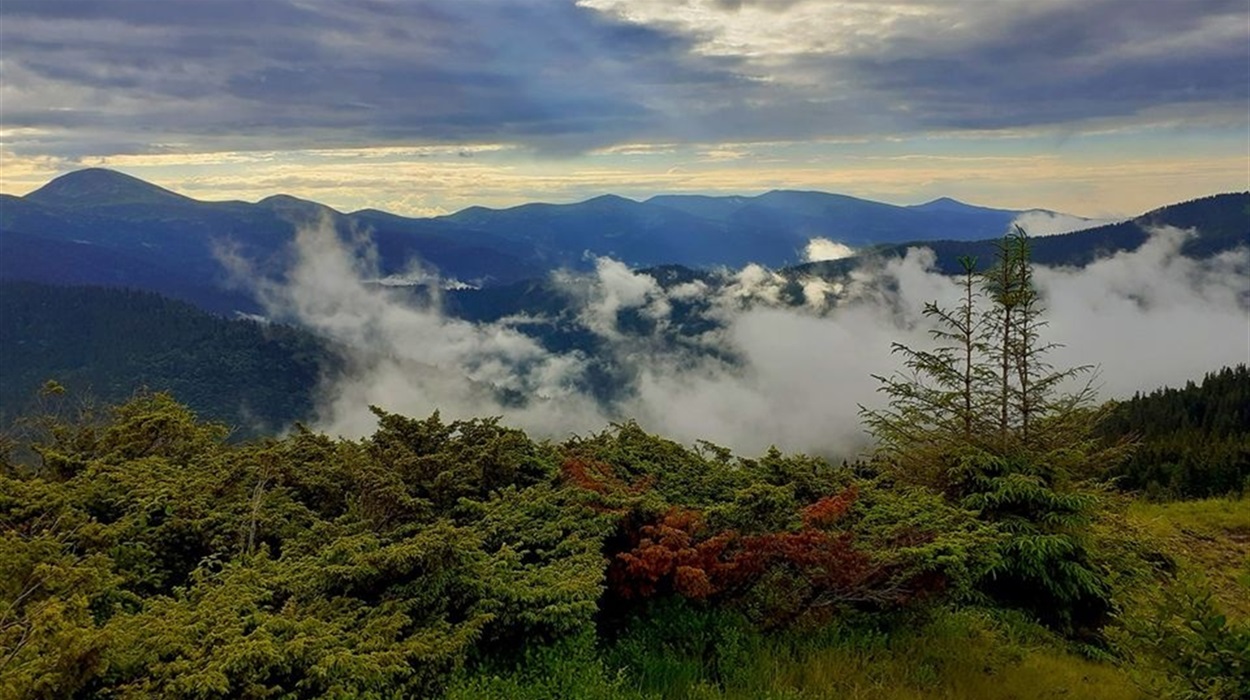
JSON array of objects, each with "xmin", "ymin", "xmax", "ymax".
[
  {"xmin": 952, "ymin": 450, "xmax": 1112, "ymax": 635},
  {"xmin": 1117, "ymin": 576, "xmax": 1250, "ymax": 700}
]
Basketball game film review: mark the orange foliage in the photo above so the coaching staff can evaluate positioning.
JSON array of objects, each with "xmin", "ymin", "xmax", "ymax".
[
  {"xmin": 609, "ymin": 486, "xmax": 883, "ymax": 604},
  {"xmin": 559, "ymin": 457, "xmax": 653, "ymax": 496},
  {"xmin": 603, "ymin": 483, "xmax": 942, "ymax": 623},
  {"xmin": 800, "ymin": 484, "xmax": 858, "ymax": 528},
  {"xmin": 674, "ymin": 566, "xmax": 715, "ymax": 599},
  {"xmin": 611, "ymin": 508, "xmax": 737, "ymax": 599},
  {"xmin": 733, "ymin": 529, "xmax": 877, "ymax": 593}
]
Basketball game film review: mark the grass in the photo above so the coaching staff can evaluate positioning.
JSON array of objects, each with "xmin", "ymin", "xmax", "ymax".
[
  {"xmin": 449, "ymin": 607, "xmax": 1146, "ymax": 700},
  {"xmin": 667, "ymin": 609, "xmax": 1144, "ymax": 700},
  {"xmin": 1129, "ymin": 495, "xmax": 1250, "ymax": 536},
  {"xmin": 1125, "ymin": 495, "xmax": 1250, "ymax": 620}
]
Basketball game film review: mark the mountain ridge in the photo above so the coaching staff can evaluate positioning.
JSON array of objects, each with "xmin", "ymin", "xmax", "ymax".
[
  {"xmin": 23, "ymin": 167, "xmax": 1038, "ymax": 227},
  {"xmin": 3, "ymin": 168, "xmax": 1048, "ymax": 294},
  {"xmin": 3, "ymin": 169, "xmax": 1244, "ymax": 319},
  {"xmin": 25, "ymin": 167, "xmax": 194, "ymax": 209}
]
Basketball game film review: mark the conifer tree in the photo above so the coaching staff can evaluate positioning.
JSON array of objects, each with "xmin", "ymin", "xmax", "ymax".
[
  {"xmin": 861, "ymin": 228, "xmax": 1131, "ymax": 634},
  {"xmin": 860, "ymin": 256, "xmax": 993, "ymax": 487},
  {"xmin": 862, "ymin": 226, "xmax": 1118, "ymax": 482}
]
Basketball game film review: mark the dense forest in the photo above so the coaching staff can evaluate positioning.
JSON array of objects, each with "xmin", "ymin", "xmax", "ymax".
[
  {"xmin": 1, "ymin": 233, "xmax": 1246, "ymax": 699},
  {"xmin": 0, "ymin": 282, "xmax": 335, "ymax": 435},
  {"xmin": 1, "ymin": 393, "xmax": 1245, "ymax": 698},
  {"xmin": 1101, "ymin": 365, "xmax": 1250, "ymax": 499}
]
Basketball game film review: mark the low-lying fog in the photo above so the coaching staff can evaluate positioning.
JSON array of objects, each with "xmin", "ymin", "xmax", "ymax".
[{"xmin": 229, "ymin": 222, "xmax": 1249, "ymax": 457}]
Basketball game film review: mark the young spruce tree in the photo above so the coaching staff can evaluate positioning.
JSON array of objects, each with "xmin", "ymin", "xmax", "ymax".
[
  {"xmin": 860, "ymin": 227, "xmax": 1130, "ymax": 635},
  {"xmin": 860, "ymin": 255, "xmax": 993, "ymax": 489}
]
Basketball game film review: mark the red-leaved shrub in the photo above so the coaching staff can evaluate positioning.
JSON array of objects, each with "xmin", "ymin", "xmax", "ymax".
[{"xmin": 605, "ymin": 485, "xmax": 924, "ymax": 625}]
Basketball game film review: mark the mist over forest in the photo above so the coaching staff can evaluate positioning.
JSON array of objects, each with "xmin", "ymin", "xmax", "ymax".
[
  {"xmin": 2, "ymin": 1, "xmax": 1248, "ymax": 698},
  {"xmin": 226, "ymin": 217, "xmax": 1247, "ymax": 458}
]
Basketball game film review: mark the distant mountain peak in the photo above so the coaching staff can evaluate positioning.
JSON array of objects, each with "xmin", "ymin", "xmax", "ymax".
[
  {"xmin": 257, "ymin": 193, "xmax": 342, "ymax": 217},
  {"xmin": 920, "ymin": 196, "xmax": 966, "ymax": 207},
  {"xmin": 258, "ymin": 193, "xmax": 321, "ymax": 207},
  {"xmin": 911, "ymin": 196, "xmax": 976, "ymax": 210},
  {"xmin": 580, "ymin": 193, "xmax": 637, "ymax": 207},
  {"xmin": 25, "ymin": 168, "xmax": 192, "ymax": 208},
  {"xmin": 909, "ymin": 196, "xmax": 1021, "ymax": 215}
]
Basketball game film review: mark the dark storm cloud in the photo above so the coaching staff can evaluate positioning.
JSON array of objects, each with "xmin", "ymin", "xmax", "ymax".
[
  {"xmin": 0, "ymin": 0, "xmax": 749, "ymax": 155},
  {"xmin": 844, "ymin": 0, "xmax": 1249, "ymax": 129},
  {"xmin": 0, "ymin": 0, "xmax": 1245, "ymax": 159},
  {"xmin": 0, "ymin": 0, "xmax": 342, "ymax": 35}
]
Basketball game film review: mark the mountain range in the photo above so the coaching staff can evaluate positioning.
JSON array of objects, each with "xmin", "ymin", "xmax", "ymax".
[
  {"xmin": 1, "ymin": 170, "xmax": 1246, "ymax": 433},
  {"xmin": 3, "ymin": 168, "xmax": 1094, "ymax": 314}
]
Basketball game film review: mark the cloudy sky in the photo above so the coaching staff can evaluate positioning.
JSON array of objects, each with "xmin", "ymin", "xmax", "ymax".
[{"xmin": 2, "ymin": 0, "xmax": 1246, "ymax": 217}]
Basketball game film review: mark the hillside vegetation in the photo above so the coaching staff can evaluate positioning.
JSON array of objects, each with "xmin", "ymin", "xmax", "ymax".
[
  {"xmin": 2, "ymin": 390, "xmax": 1245, "ymax": 699},
  {"xmin": 1100, "ymin": 365, "xmax": 1250, "ymax": 499},
  {"xmin": 1, "ymin": 231, "xmax": 1246, "ymax": 699},
  {"xmin": 0, "ymin": 282, "xmax": 335, "ymax": 436}
]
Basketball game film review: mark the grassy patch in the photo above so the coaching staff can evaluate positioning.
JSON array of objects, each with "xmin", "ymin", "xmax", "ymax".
[
  {"xmin": 450, "ymin": 607, "xmax": 1145, "ymax": 700},
  {"xmin": 706, "ymin": 609, "xmax": 1144, "ymax": 700},
  {"xmin": 1126, "ymin": 495, "xmax": 1250, "ymax": 620},
  {"xmin": 1129, "ymin": 496, "xmax": 1250, "ymax": 536}
]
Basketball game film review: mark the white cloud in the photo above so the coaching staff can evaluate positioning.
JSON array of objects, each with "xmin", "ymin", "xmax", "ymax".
[
  {"xmin": 230, "ymin": 219, "xmax": 1249, "ymax": 459},
  {"xmin": 1010, "ymin": 210, "xmax": 1120, "ymax": 237},
  {"xmin": 1037, "ymin": 227, "xmax": 1250, "ymax": 396},
  {"xmin": 222, "ymin": 218, "xmax": 610, "ymax": 439},
  {"xmin": 804, "ymin": 237, "xmax": 856, "ymax": 262},
  {"xmin": 578, "ymin": 0, "xmax": 944, "ymax": 62}
]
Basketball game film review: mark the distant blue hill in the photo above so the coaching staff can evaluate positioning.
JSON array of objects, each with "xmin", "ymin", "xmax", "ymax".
[
  {"xmin": 790, "ymin": 192, "xmax": 1250, "ymax": 279},
  {"xmin": 4, "ymin": 168, "xmax": 1237, "ymax": 318},
  {"xmin": 447, "ymin": 192, "xmax": 1250, "ymax": 330},
  {"xmin": 1, "ymin": 181, "xmax": 1244, "ymax": 432}
]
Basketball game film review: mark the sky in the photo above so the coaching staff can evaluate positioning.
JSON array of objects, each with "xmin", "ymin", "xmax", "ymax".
[{"xmin": 1, "ymin": 0, "xmax": 1247, "ymax": 218}]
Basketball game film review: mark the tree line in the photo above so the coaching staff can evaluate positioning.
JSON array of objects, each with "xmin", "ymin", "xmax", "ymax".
[{"xmin": 1100, "ymin": 365, "xmax": 1249, "ymax": 499}]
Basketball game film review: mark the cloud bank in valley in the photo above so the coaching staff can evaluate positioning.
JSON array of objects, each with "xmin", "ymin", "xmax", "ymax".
[
  {"xmin": 1009, "ymin": 210, "xmax": 1122, "ymax": 237},
  {"xmin": 235, "ymin": 221, "xmax": 1249, "ymax": 457},
  {"xmin": 1038, "ymin": 227, "xmax": 1250, "ymax": 397},
  {"xmin": 804, "ymin": 237, "xmax": 857, "ymax": 262}
]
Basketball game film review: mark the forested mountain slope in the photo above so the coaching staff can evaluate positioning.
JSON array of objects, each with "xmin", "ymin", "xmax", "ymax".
[
  {"xmin": 1101, "ymin": 365, "xmax": 1250, "ymax": 498},
  {"xmin": 795, "ymin": 192, "xmax": 1250, "ymax": 278},
  {"xmin": 0, "ymin": 282, "xmax": 335, "ymax": 434}
]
